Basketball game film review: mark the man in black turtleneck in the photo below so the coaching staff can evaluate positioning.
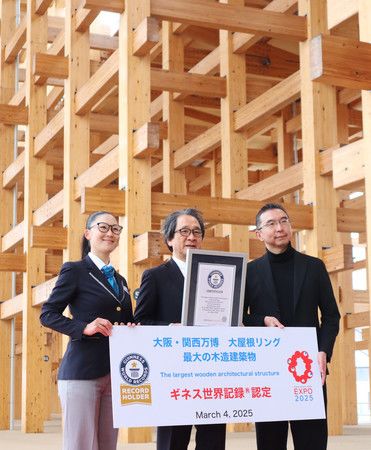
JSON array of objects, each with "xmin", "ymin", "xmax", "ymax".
[{"xmin": 243, "ymin": 203, "xmax": 340, "ymax": 450}]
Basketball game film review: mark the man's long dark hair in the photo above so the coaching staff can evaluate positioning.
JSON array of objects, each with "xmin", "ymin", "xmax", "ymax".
[{"xmin": 162, "ymin": 208, "xmax": 205, "ymax": 252}]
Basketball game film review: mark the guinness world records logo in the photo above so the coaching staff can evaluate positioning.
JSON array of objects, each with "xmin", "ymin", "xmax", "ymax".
[
  {"xmin": 207, "ymin": 270, "xmax": 224, "ymax": 289},
  {"xmin": 120, "ymin": 353, "xmax": 149, "ymax": 385}
]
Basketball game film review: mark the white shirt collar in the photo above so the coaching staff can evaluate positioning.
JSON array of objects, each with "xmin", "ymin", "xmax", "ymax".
[
  {"xmin": 88, "ymin": 252, "xmax": 110, "ymax": 270},
  {"xmin": 172, "ymin": 255, "xmax": 187, "ymax": 277}
]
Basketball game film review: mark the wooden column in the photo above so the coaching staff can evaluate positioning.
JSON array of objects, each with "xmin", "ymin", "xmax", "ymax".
[
  {"xmin": 21, "ymin": 0, "xmax": 48, "ymax": 432},
  {"xmin": 162, "ymin": 21, "xmax": 186, "ymax": 194},
  {"xmin": 276, "ymin": 106, "xmax": 295, "ymax": 203},
  {"xmin": 336, "ymin": 90, "xmax": 357, "ymax": 425},
  {"xmin": 359, "ymin": 0, "xmax": 371, "ymax": 408},
  {"xmin": 220, "ymin": 0, "xmax": 249, "ymax": 255},
  {"xmin": 119, "ymin": 0, "xmax": 152, "ymax": 443},
  {"xmin": 63, "ymin": 0, "xmax": 90, "ymax": 260},
  {"xmin": 339, "ymin": 269, "xmax": 357, "ymax": 424},
  {"xmin": 220, "ymin": 2, "xmax": 250, "ymax": 429},
  {"xmin": 0, "ymin": 0, "xmax": 15, "ymax": 430},
  {"xmin": 299, "ymin": 0, "xmax": 342, "ymax": 434},
  {"xmin": 45, "ymin": 0, "xmax": 91, "ymax": 423}
]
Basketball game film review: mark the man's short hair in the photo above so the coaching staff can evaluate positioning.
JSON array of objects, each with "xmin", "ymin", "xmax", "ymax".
[
  {"xmin": 162, "ymin": 208, "xmax": 205, "ymax": 252},
  {"xmin": 255, "ymin": 203, "xmax": 289, "ymax": 229}
]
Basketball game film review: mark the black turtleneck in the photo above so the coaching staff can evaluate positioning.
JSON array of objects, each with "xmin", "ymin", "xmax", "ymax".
[{"xmin": 267, "ymin": 243, "xmax": 295, "ymax": 326}]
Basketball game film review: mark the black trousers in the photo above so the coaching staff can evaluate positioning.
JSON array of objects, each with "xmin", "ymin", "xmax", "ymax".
[
  {"xmin": 256, "ymin": 386, "xmax": 328, "ymax": 450},
  {"xmin": 156, "ymin": 424, "xmax": 226, "ymax": 450},
  {"xmin": 255, "ymin": 418, "xmax": 327, "ymax": 450}
]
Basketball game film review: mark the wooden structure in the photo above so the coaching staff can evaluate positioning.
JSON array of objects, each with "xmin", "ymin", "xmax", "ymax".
[{"xmin": 0, "ymin": 0, "xmax": 370, "ymax": 442}]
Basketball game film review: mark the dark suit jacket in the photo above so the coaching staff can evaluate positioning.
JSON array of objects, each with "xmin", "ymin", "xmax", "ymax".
[
  {"xmin": 40, "ymin": 255, "xmax": 133, "ymax": 379},
  {"xmin": 134, "ymin": 258, "xmax": 184, "ymax": 325},
  {"xmin": 243, "ymin": 249, "xmax": 340, "ymax": 361}
]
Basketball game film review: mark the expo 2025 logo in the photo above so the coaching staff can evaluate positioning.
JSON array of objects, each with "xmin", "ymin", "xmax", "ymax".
[
  {"xmin": 287, "ymin": 350, "xmax": 313, "ymax": 384},
  {"xmin": 207, "ymin": 270, "xmax": 224, "ymax": 289}
]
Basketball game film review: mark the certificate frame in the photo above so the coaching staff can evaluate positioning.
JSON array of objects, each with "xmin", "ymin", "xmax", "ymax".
[{"xmin": 181, "ymin": 249, "xmax": 247, "ymax": 327}]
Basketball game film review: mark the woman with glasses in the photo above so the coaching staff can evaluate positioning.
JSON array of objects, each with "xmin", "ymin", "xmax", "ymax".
[{"xmin": 40, "ymin": 211, "xmax": 134, "ymax": 450}]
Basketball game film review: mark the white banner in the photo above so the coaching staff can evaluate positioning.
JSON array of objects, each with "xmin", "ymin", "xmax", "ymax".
[{"xmin": 109, "ymin": 326, "xmax": 325, "ymax": 428}]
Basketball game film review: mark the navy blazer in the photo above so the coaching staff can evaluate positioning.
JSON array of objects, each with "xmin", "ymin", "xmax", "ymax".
[
  {"xmin": 243, "ymin": 249, "xmax": 340, "ymax": 361},
  {"xmin": 134, "ymin": 258, "xmax": 184, "ymax": 325},
  {"xmin": 40, "ymin": 255, "xmax": 133, "ymax": 380}
]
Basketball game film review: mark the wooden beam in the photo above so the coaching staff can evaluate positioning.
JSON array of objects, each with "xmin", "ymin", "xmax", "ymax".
[
  {"xmin": 34, "ymin": 109, "xmax": 64, "ymax": 157},
  {"xmin": 33, "ymin": 53, "xmax": 68, "ymax": 83},
  {"xmin": 344, "ymin": 311, "xmax": 369, "ymax": 329},
  {"xmin": 35, "ymin": 0, "xmax": 53, "ymax": 15},
  {"xmin": 355, "ymin": 340, "xmax": 368, "ymax": 351},
  {"xmin": 322, "ymin": 245, "xmax": 353, "ymax": 274},
  {"xmin": 80, "ymin": 187, "xmax": 125, "ymax": 215},
  {"xmin": 151, "ymin": 160, "xmax": 163, "ymax": 187},
  {"xmin": 311, "ymin": 34, "xmax": 371, "ymax": 90},
  {"xmin": 75, "ymin": 7, "xmax": 100, "ymax": 33},
  {"xmin": 75, "ymin": 49, "xmax": 119, "ymax": 115},
  {"xmin": 47, "ymin": 86, "xmax": 64, "ymax": 110},
  {"xmin": 319, "ymin": 146, "xmax": 338, "ymax": 176},
  {"xmin": 171, "ymin": 0, "xmax": 299, "ymax": 105},
  {"xmin": 133, "ymin": 17, "xmax": 159, "ymax": 56},
  {"xmin": 152, "ymin": 192, "xmax": 313, "ymax": 229},
  {"xmin": 174, "ymin": 123, "xmax": 221, "ymax": 169},
  {"xmin": 234, "ymin": 71, "xmax": 301, "ymax": 131},
  {"xmin": 1, "ymin": 222, "xmax": 24, "ymax": 253},
  {"xmin": 337, "ymin": 207, "xmax": 365, "ymax": 233},
  {"xmin": 0, "ymin": 294, "xmax": 23, "ymax": 320},
  {"xmin": 353, "ymin": 290, "xmax": 369, "ymax": 304},
  {"xmin": 45, "ymin": 254, "xmax": 63, "ymax": 275},
  {"xmin": 333, "ymin": 139, "xmax": 365, "ymax": 190},
  {"xmin": 90, "ymin": 33, "xmax": 119, "ymax": 51},
  {"xmin": 0, "ymin": 253, "xmax": 26, "ymax": 272},
  {"xmin": 30, "ymin": 226, "xmax": 67, "ymax": 250},
  {"xmin": 339, "ymin": 88, "xmax": 361, "ymax": 105},
  {"xmin": 81, "ymin": 0, "xmax": 125, "ymax": 13},
  {"xmin": 342, "ymin": 194, "xmax": 365, "ymax": 210},
  {"xmin": 188, "ymin": 170, "xmax": 210, "ymax": 193},
  {"xmin": 0, "ymin": 105, "xmax": 28, "ymax": 125},
  {"xmin": 150, "ymin": 0, "xmax": 307, "ymax": 41},
  {"xmin": 33, "ymin": 190, "xmax": 64, "ymax": 226},
  {"xmin": 133, "ymin": 231, "xmax": 229, "ymax": 263},
  {"xmin": 236, "ymin": 163, "xmax": 303, "ymax": 201},
  {"xmin": 133, "ymin": 122, "xmax": 160, "ymax": 158},
  {"xmin": 90, "ymin": 113, "xmax": 118, "ymax": 134},
  {"xmin": 151, "ymin": 69, "xmax": 226, "ymax": 98},
  {"xmin": 286, "ymin": 114, "xmax": 301, "ymax": 134},
  {"xmin": 2, "ymin": 152, "xmax": 25, "ymax": 189},
  {"xmin": 32, "ymin": 277, "xmax": 57, "ymax": 307},
  {"xmin": 4, "ymin": 15, "xmax": 27, "ymax": 63},
  {"xmin": 74, "ymin": 147, "xmax": 119, "ymax": 200}
]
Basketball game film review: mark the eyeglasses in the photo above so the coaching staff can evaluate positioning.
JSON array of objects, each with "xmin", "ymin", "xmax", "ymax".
[
  {"xmin": 89, "ymin": 222, "xmax": 123, "ymax": 235},
  {"xmin": 257, "ymin": 217, "xmax": 290, "ymax": 231},
  {"xmin": 175, "ymin": 228, "xmax": 203, "ymax": 238}
]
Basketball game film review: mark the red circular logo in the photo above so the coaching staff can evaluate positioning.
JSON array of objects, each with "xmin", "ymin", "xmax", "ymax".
[{"xmin": 287, "ymin": 351, "xmax": 313, "ymax": 384}]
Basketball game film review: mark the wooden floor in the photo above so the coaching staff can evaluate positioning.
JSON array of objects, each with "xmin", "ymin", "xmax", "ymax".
[{"xmin": 1, "ymin": 418, "xmax": 370, "ymax": 449}]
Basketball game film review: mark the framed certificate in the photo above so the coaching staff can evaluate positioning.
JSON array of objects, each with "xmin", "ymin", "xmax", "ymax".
[{"xmin": 181, "ymin": 249, "xmax": 247, "ymax": 327}]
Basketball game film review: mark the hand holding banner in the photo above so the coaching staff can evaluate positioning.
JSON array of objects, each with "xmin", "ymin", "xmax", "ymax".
[{"xmin": 109, "ymin": 326, "xmax": 325, "ymax": 428}]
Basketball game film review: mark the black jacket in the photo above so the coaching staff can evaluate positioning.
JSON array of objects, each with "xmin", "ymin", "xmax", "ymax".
[
  {"xmin": 40, "ymin": 255, "xmax": 133, "ymax": 379},
  {"xmin": 134, "ymin": 258, "xmax": 184, "ymax": 325},
  {"xmin": 243, "ymin": 249, "xmax": 340, "ymax": 361}
]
